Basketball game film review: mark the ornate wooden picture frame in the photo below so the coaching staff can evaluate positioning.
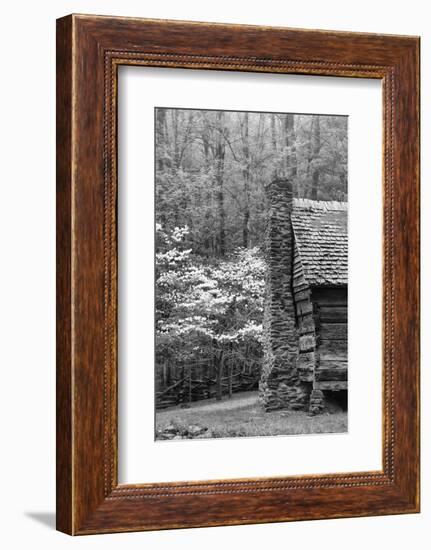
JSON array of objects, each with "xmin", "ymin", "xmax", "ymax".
[{"xmin": 56, "ymin": 14, "xmax": 420, "ymax": 535}]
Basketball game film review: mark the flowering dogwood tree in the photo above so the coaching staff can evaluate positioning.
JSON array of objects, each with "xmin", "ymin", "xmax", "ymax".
[{"xmin": 156, "ymin": 224, "xmax": 265, "ymax": 400}]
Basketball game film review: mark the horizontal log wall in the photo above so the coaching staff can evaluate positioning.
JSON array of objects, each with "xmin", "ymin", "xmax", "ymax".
[
  {"xmin": 312, "ymin": 287, "xmax": 348, "ymax": 389},
  {"xmin": 314, "ymin": 381, "xmax": 348, "ymax": 391}
]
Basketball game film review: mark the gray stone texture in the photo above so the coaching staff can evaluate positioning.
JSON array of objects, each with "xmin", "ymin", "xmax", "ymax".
[{"xmin": 259, "ymin": 179, "xmax": 311, "ymax": 411}]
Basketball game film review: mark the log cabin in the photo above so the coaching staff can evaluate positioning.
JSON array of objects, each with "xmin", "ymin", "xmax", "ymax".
[{"xmin": 260, "ymin": 179, "xmax": 347, "ymax": 414}]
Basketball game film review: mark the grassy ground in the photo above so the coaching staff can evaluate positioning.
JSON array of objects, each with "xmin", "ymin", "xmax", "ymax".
[{"xmin": 155, "ymin": 391, "xmax": 347, "ymax": 440}]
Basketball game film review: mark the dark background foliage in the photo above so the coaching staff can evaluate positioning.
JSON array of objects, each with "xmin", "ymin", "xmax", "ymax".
[{"xmin": 156, "ymin": 108, "xmax": 347, "ymax": 257}]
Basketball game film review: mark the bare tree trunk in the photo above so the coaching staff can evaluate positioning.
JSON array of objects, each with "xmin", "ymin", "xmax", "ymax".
[
  {"xmin": 284, "ymin": 114, "xmax": 297, "ymax": 179},
  {"xmin": 185, "ymin": 364, "xmax": 192, "ymax": 408},
  {"xmin": 172, "ymin": 109, "xmax": 182, "ymax": 169},
  {"xmin": 228, "ymin": 362, "xmax": 233, "ymax": 399},
  {"xmin": 270, "ymin": 114, "xmax": 279, "ymax": 180},
  {"xmin": 156, "ymin": 108, "xmax": 167, "ymax": 171},
  {"xmin": 272, "ymin": 114, "xmax": 297, "ymax": 181},
  {"xmin": 200, "ymin": 114, "xmax": 213, "ymax": 256},
  {"xmin": 306, "ymin": 117, "xmax": 313, "ymax": 179},
  {"xmin": 241, "ymin": 112, "xmax": 250, "ymax": 248},
  {"xmin": 216, "ymin": 350, "xmax": 224, "ymax": 401},
  {"xmin": 311, "ymin": 115, "xmax": 321, "ymax": 200},
  {"xmin": 215, "ymin": 111, "xmax": 226, "ymax": 256}
]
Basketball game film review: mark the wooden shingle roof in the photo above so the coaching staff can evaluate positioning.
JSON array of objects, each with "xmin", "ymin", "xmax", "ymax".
[{"xmin": 292, "ymin": 198, "xmax": 347, "ymax": 286}]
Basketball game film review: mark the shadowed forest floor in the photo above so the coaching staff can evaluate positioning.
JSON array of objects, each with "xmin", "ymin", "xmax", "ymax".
[{"xmin": 155, "ymin": 391, "xmax": 347, "ymax": 440}]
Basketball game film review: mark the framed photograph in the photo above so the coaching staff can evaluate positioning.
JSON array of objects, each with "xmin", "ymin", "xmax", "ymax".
[{"xmin": 56, "ymin": 14, "xmax": 420, "ymax": 535}]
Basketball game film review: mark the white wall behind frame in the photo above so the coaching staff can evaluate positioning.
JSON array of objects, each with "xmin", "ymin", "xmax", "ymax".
[{"xmin": 118, "ymin": 66, "xmax": 382, "ymax": 484}]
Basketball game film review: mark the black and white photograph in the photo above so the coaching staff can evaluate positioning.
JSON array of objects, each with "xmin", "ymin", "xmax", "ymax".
[
  {"xmin": 0, "ymin": 1, "xmax": 424, "ymax": 545},
  {"xmin": 155, "ymin": 107, "xmax": 348, "ymax": 441}
]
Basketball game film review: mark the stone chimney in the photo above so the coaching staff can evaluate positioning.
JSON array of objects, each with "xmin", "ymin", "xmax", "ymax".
[{"xmin": 259, "ymin": 179, "xmax": 310, "ymax": 411}]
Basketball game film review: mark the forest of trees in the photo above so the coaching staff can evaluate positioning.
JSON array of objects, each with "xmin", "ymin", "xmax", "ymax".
[{"xmin": 155, "ymin": 109, "xmax": 347, "ymax": 408}]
